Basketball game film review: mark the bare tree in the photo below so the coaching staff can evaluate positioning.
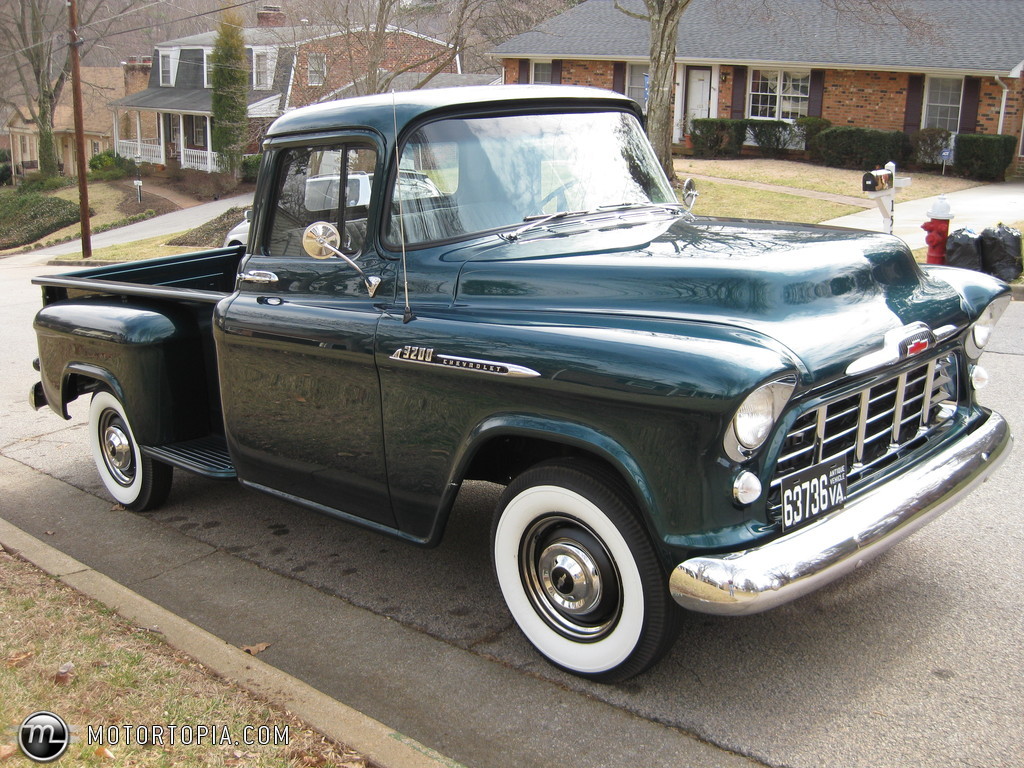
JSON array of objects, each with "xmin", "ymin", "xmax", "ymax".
[
  {"xmin": 276, "ymin": 0, "xmax": 487, "ymax": 98},
  {"xmin": 617, "ymin": 0, "xmax": 927, "ymax": 181},
  {"xmin": 0, "ymin": 0, "xmax": 148, "ymax": 177}
]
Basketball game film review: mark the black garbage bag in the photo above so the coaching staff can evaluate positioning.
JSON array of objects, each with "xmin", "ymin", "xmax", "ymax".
[
  {"xmin": 945, "ymin": 228, "xmax": 982, "ymax": 271},
  {"xmin": 980, "ymin": 224, "xmax": 1023, "ymax": 282}
]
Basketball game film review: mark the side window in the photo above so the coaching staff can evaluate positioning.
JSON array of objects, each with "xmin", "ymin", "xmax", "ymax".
[{"xmin": 265, "ymin": 145, "xmax": 376, "ymax": 257}]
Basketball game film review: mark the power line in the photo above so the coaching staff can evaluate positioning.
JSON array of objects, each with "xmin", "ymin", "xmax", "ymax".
[{"xmin": 0, "ymin": 0, "xmax": 261, "ymax": 65}]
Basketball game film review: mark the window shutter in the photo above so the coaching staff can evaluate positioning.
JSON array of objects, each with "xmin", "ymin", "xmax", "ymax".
[
  {"xmin": 551, "ymin": 60, "xmax": 562, "ymax": 85},
  {"xmin": 730, "ymin": 66, "xmax": 747, "ymax": 119},
  {"xmin": 903, "ymin": 74, "xmax": 924, "ymax": 133},
  {"xmin": 959, "ymin": 76, "xmax": 981, "ymax": 133},
  {"xmin": 613, "ymin": 62, "xmax": 626, "ymax": 94},
  {"xmin": 808, "ymin": 70, "xmax": 825, "ymax": 117},
  {"xmin": 518, "ymin": 59, "xmax": 530, "ymax": 84}
]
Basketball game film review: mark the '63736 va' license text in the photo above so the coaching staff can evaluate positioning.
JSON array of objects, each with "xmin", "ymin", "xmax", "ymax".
[{"xmin": 780, "ymin": 459, "xmax": 848, "ymax": 532}]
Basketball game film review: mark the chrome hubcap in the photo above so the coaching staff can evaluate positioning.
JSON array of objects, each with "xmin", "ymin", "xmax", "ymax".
[
  {"xmin": 100, "ymin": 418, "xmax": 135, "ymax": 486},
  {"xmin": 521, "ymin": 515, "xmax": 621, "ymax": 641},
  {"xmin": 539, "ymin": 543, "xmax": 603, "ymax": 616}
]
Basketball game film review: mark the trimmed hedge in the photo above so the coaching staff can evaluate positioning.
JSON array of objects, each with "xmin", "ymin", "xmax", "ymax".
[
  {"xmin": 816, "ymin": 126, "xmax": 908, "ymax": 169},
  {"xmin": 953, "ymin": 133, "xmax": 1017, "ymax": 181},
  {"xmin": 794, "ymin": 116, "xmax": 831, "ymax": 160},
  {"xmin": 746, "ymin": 120, "xmax": 792, "ymax": 158},
  {"xmin": 241, "ymin": 153, "xmax": 262, "ymax": 183},
  {"xmin": 910, "ymin": 127, "xmax": 951, "ymax": 167},
  {"xmin": 690, "ymin": 118, "xmax": 749, "ymax": 158},
  {"xmin": 0, "ymin": 191, "xmax": 81, "ymax": 249}
]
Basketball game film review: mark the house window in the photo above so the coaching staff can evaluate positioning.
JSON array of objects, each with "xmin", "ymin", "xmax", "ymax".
[
  {"xmin": 627, "ymin": 64, "xmax": 649, "ymax": 109},
  {"xmin": 308, "ymin": 53, "xmax": 326, "ymax": 87},
  {"xmin": 204, "ymin": 52, "xmax": 213, "ymax": 88},
  {"xmin": 91, "ymin": 141, "xmax": 101, "ymax": 156},
  {"xmin": 924, "ymin": 77, "xmax": 962, "ymax": 133},
  {"xmin": 192, "ymin": 116, "xmax": 207, "ymax": 148},
  {"xmin": 749, "ymin": 70, "xmax": 810, "ymax": 120},
  {"xmin": 160, "ymin": 53, "xmax": 173, "ymax": 86},
  {"xmin": 532, "ymin": 62, "xmax": 552, "ymax": 84},
  {"xmin": 253, "ymin": 52, "xmax": 269, "ymax": 89}
]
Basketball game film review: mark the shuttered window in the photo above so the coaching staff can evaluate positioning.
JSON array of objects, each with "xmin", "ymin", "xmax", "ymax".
[{"xmin": 924, "ymin": 77, "xmax": 962, "ymax": 132}]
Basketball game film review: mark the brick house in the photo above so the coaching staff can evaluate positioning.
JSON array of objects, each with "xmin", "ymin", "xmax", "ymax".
[
  {"xmin": 113, "ymin": 6, "xmax": 460, "ymax": 172},
  {"xmin": 491, "ymin": 0, "xmax": 1024, "ymax": 171},
  {"xmin": 5, "ymin": 67, "xmax": 126, "ymax": 177}
]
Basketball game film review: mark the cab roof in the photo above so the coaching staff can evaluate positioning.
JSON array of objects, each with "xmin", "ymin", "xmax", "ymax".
[{"xmin": 265, "ymin": 85, "xmax": 642, "ymax": 141}]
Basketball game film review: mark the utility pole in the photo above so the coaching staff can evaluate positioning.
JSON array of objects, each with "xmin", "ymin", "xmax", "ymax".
[{"xmin": 68, "ymin": 0, "xmax": 92, "ymax": 258}]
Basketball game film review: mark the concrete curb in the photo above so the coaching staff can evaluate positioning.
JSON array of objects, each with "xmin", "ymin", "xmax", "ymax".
[{"xmin": 0, "ymin": 517, "xmax": 464, "ymax": 768}]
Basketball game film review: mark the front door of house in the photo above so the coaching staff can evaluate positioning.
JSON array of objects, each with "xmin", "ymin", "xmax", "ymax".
[{"xmin": 685, "ymin": 67, "xmax": 713, "ymax": 130}]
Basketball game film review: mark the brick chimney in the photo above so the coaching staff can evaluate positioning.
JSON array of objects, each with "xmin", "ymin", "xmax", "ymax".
[
  {"xmin": 123, "ymin": 55, "xmax": 153, "ymax": 95},
  {"xmin": 257, "ymin": 5, "xmax": 287, "ymax": 27}
]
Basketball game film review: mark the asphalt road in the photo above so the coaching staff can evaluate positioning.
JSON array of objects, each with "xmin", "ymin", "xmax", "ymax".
[{"xmin": 2, "ymin": 242, "xmax": 1022, "ymax": 768}]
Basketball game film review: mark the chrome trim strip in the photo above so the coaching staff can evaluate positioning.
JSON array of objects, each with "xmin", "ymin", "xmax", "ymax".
[
  {"xmin": 670, "ymin": 411, "xmax": 1011, "ymax": 615},
  {"xmin": 389, "ymin": 346, "xmax": 541, "ymax": 378}
]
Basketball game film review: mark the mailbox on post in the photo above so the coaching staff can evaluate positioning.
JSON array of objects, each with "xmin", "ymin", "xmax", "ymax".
[{"xmin": 862, "ymin": 162, "xmax": 910, "ymax": 235}]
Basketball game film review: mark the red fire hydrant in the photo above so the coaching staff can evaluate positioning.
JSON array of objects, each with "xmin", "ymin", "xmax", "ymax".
[{"xmin": 921, "ymin": 195, "xmax": 954, "ymax": 265}]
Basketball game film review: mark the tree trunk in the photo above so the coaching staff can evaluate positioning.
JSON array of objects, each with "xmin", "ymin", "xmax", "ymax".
[
  {"xmin": 36, "ymin": 96, "xmax": 59, "ymax": 177},
  {"xmin": 630, "ymin": 0, "xmax": 690, "ymax": 183}
]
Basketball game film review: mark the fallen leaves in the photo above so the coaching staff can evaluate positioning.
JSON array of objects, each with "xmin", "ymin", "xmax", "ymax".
[
  {"xmin": 0, "ymin": 744, "xmax": 19, "ymax": 761},
  {"xmin": 94, "ymin": 746, "xmax": 115, "ymax": 760},
  {"xmin": 4, "ymin": 650, "xmax": 33, "ymax": 668},
  {"xmin": 242, "ymin": 642, "xmax": 271, "ymax": 656}
]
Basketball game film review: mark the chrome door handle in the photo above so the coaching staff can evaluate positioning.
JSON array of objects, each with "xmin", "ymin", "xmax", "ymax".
[{"xmin": 240, "ymin": 270, "xmax": 278, "ymax": 284}]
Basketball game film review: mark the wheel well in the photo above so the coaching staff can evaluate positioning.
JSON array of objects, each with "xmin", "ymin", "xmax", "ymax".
[{"xmin": 464, "ymin": 435, "xmax": 637, "ymax": 505}]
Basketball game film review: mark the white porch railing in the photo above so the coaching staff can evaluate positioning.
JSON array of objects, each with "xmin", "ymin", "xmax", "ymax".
[
  {"xmin": 116, "ymin": 138, "xmax": 162, "ymax": 165},
  {"xmin": 180, "ymin": 147, "xmax": 222, "ymax": 173}
]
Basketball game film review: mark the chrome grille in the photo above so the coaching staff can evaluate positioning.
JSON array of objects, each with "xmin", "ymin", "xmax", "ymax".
[{"xmin": 767, "ymin": 354, "xmax": 958, "ymax": 523}]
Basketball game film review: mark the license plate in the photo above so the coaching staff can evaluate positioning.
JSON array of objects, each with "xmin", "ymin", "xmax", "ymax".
[{"xmin": 780, "ymin": 459, "xmax": 847, "ymax": 533}]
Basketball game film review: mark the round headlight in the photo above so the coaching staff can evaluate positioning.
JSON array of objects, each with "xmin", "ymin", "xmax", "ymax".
[
  {"xmin": 733, "ymin": 386, "xmax": 776, "ymax": 450},
  {"xmin": 972, "ymin": 322, "xmax": 993, "ymax": 351}
]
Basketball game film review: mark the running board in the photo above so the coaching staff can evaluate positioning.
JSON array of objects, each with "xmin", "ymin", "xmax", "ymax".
[{"xmin": 142, "ymin": 436, "xmax": 236, "ymax": 479}]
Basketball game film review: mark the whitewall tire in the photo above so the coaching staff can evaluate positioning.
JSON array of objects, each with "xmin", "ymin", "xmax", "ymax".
[
  {"xmin": 492, "ymin": 460, "xmax": 678, "ymax": 682},
  {"xmin": 88, "ymin": 391, "xmax": 172, "ymax": 511}
]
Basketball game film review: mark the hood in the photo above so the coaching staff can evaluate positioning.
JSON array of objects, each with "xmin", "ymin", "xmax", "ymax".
[{"xmin": 450, "ymin": 217, "xmax": 969, "ymax": 383}]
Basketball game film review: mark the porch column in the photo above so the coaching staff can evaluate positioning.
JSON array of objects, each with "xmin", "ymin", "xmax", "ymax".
[
  {"xmin": 205, "ymin": 115, "xmax": 213, "ymax": 172},
  {"xmin": 159, "ymin": 113, "xmax": 166, "ymax": 165},
  {"xmin": 135, "ymin": 111, "xmax": 142, "ymax": 159},
  {"xmin": 178, "ymin": 113, "xmax": 184, "ymax": 165},
  {"xmin": 112, "ymin": 108, "xmax": 119, "ymax": 154}
]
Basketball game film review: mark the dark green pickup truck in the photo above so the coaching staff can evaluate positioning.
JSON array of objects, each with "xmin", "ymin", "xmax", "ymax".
[{"xmin": 30, "ymin": 86, "xmax": 1011, "ymax": 681}]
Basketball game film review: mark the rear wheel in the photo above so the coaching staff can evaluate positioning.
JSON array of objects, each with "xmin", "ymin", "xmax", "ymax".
[
  {"xmin": 491, "ymin": 460, "xmax": 679, "ymax": 682},
  {"xmin": 88, "ymin": 391, "xmax": 172, "ymax": 511}
]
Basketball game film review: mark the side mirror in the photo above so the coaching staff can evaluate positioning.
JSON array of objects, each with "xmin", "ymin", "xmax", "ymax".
[
  {"xmin": 681, "ymin": 178, "xmax": 698, "ymax": 212},
  {"xmin": 301, "ymin": 222, "xmax": 382, "ymax": 298}
]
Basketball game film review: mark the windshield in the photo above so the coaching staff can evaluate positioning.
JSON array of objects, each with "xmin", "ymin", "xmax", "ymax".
[{"xmin": 386, "ymin": 110, "xmax": 674, "ymax": 246}]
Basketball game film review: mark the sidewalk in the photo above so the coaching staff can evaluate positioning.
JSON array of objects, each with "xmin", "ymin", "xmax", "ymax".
[
  {"xmin": 23, "ymin": 192, "xmax": 254, "ymax": 259},
  {"xmin": 821, "ymin": 181, "xmax": 1024, "ymax": 250}
]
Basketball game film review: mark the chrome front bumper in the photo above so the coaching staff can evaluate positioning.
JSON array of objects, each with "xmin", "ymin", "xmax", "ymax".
[{"xmin": 670, "ymin": 411, "xmax": 1011, "ymax": 616}]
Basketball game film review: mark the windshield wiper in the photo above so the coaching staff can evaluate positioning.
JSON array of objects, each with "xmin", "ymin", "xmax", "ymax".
[
  {"xmin": 499, "ymin": 210, "xmax": 581, "ymax": 243},
  {"xmin": 499, "ymin": 202, "xmax": 685, "ymax": 244}
]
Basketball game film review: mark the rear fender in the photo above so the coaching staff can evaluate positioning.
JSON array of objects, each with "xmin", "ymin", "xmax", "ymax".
[{"xmin": 34, "ymin": 298, "xmax": 209, "ymax": 445}]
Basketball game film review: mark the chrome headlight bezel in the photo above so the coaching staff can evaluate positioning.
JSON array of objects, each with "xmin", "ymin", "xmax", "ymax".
[
  {"xmin": 966, "ymin": 295, "xmax": 1010, "ymax": 360},
  {"xmin": 725, "ymin": 376, "xmax": 797, "ymax": 463}
]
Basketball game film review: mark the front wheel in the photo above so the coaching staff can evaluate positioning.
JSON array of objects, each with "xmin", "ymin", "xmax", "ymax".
[
  {"xmin": 88, "ymin": 391, "xmax": 172, "ymax": 512},
  {"xmin": 491, "ymin": 461, "xmax": 679, "ymax": 682}
]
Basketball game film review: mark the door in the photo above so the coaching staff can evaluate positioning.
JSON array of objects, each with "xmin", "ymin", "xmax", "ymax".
[
  {"xmin": 216, "ymin": 140, "xmax": 397, "ymax": 527},
  {"xmin": 685, "ymin": 67, "xmax": 713, "ymax": 131}
]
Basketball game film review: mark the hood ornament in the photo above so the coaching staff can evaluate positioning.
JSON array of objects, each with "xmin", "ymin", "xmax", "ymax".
[{"xmin": 846, "ymin": 322, "xmax": 952, "ymax": 376}]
